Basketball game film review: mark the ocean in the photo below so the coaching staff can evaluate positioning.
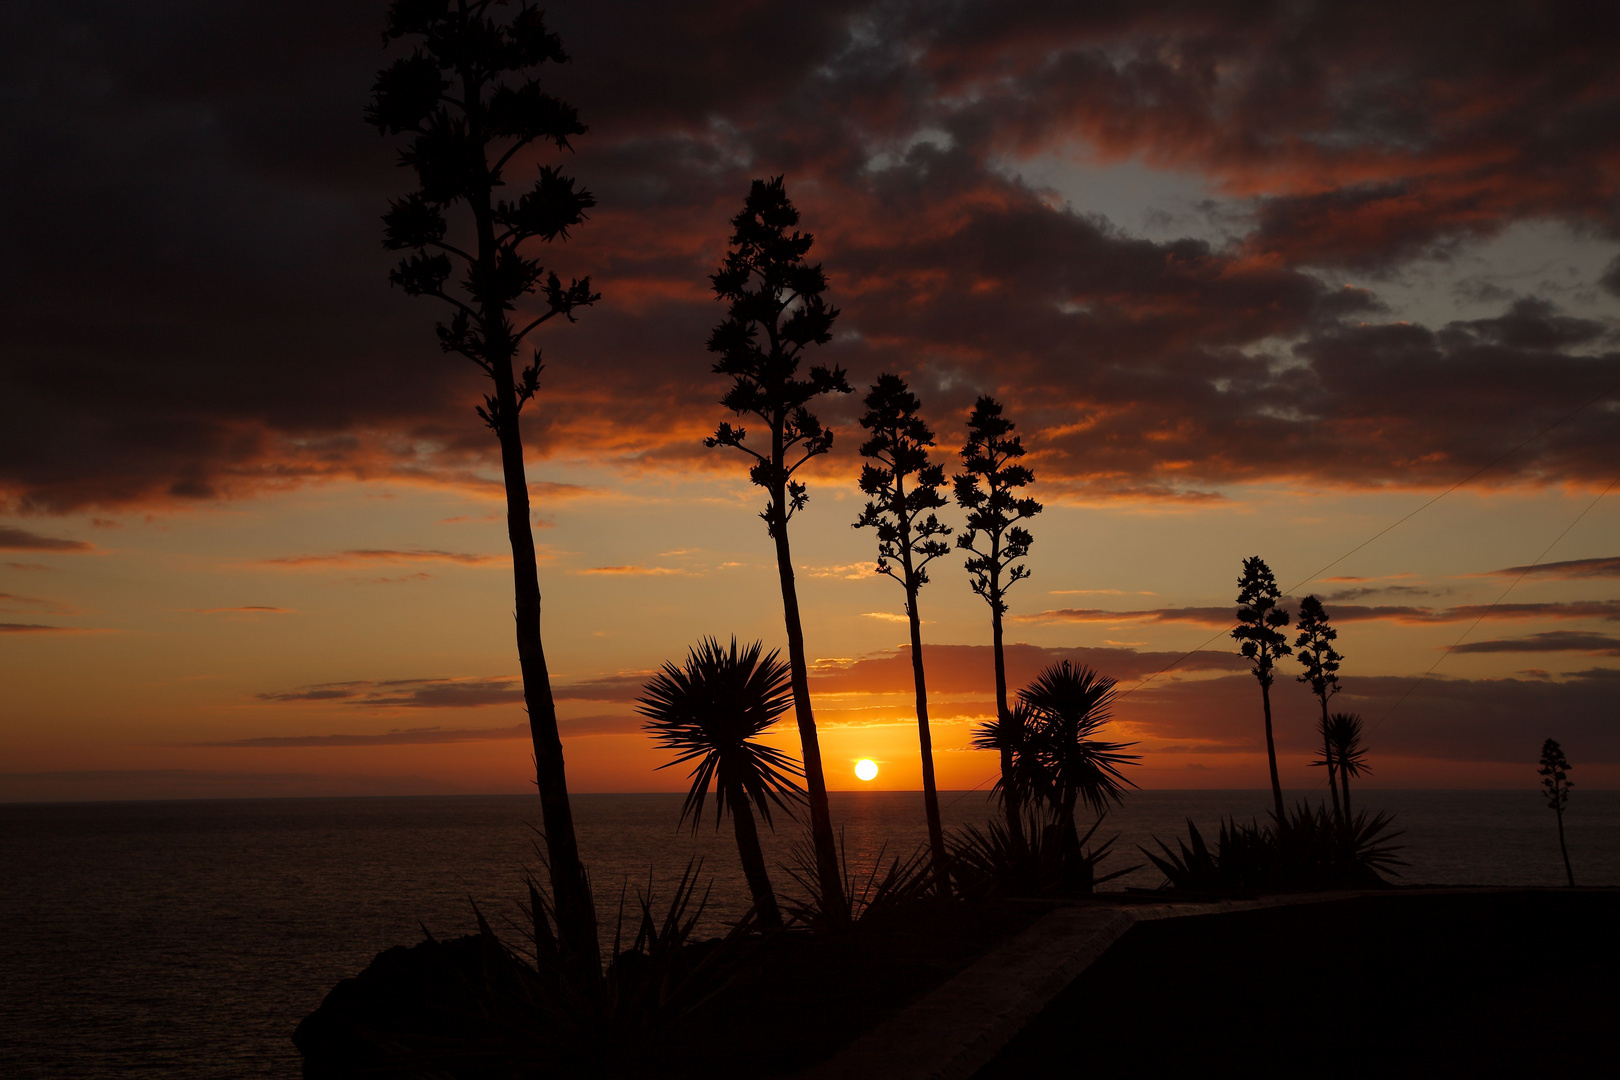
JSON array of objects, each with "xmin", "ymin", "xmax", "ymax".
[{"xmin": 2, "ymin": 789, "xmax": 1615, "ymax": 1078}]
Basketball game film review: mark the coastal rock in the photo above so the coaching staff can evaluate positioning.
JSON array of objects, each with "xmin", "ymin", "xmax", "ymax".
[{"xmin": 293, "ymin": 933, "xmax": 541, "ymax": 1079}]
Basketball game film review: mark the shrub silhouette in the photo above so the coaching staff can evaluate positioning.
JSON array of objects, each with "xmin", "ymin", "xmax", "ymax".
[
  {"xmin": 1233, "ymin": 556, "xmax": 1292, "ymax": 820},
  {"xmin": 1539, "ymin": 737, "xmax": 1575, "ymax": 886},
  {"xmin": 854, "ymin": 373, "xmax": 954, "ymax": 892},
  {"xmin": 704, "ymin": 176, "xmax": 853, "ymax": 916},
  {"xmin": 366, "ymin": 0, "xmax": 599, "ymax": 973},
  {"xmin": 1143, "ymin": 804, "xmax": 1404, "ymax": 896},
  {"xmin": 953, "ymin": 396, "xmax": 1042, "ymax": 843}
]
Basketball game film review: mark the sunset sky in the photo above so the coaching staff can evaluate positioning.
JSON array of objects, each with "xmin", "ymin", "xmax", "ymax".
[{"xmin": 3, "ymin": 0, "xmax": 1618, "ymax": 802}]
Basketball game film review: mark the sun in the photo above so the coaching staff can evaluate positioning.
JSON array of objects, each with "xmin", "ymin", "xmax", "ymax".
[{"xmin": 854, "ymin": 758, "xmax": 879, "ymax": 782}]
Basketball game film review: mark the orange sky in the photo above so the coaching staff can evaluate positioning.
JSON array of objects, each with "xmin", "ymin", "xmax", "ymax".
[{"xmin": 2, "ymin": 2, "xmax": 1618, "ymax": 800}]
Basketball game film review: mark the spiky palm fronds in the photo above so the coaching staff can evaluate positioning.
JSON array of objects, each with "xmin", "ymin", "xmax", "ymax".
[
  {"xmin": 1325, "ymin": 712, "xmax": 1371, "ymax": 780},
  {"xmin": 637, "ymin": 637, "xmax": 804, "ymax": 831},
  {"xmin": 1018, "ymin": 661, "xmax": 1139, "ymax": 816},
  {"xmin": 970, "ymin": 702, "xmax": 1051, "ymax": 808}
]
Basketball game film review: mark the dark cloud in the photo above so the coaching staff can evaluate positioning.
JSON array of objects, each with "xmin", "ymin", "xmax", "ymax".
[
  {"xmin": 255, "ymin": 677, "xmax": 525, "ymax": 708},
  {"xmin": 1489, "ymin": 556, "xmax": 1620, "ymax": 580},
  {"xmin": 1451, "ymin": 631, "xmax": 1620, "ymax": 656},
  {"xmin": 260, "ymin": 549, "xmax": 503, "ymax": 568},
  {"xmin": 1602, "ymin": 255, "xmax": 1620, "ymax": 299},
  {"xmin": 3, "ymin": 1, "xmax": 1618, "ymax": 512},
  {"xmin": 0, "ymin": 623, "xmax": 72, "ymax": 633},
  {"xmin": 1020, "ymin": 599, "xmax": 1620, "ymax": 626},
  {"xmin": 1322, "ymin": 585, "xmax": 1440, "ymax": 602},
  {"xmin": 0, "ymin": 527, "xmax": 91, "ymax": 551},
  {"xmin": 199, "ymin": 724, "xmax": 532, "ymax": 747},
  {"xmin": 0, "ymin": 769, "xmax": 457, "ymax": 801},
  {"xmin": 1120, "ymin": 668, "xmax": 1620, "ymax": 763},
  {"xmin": 808, "ymin": 643, "xmax": 1248, "ymax": 699},
  {"xmin": 200, "ymin": 712, "xmax": 638, "ymax": 746}
]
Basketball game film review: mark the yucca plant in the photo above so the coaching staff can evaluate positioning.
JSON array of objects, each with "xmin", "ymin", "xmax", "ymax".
[
  {"xmin": 1324, "ymin": 712, "xmax": 1371, "ymax": 817},
  {"xmin": 638, "ymin": 637, "xmax": 804, "ymax": 929}
]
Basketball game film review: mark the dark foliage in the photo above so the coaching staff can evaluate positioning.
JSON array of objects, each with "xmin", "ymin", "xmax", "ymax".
[
  {"xmin": 1142, "ymin": 803, "xmax": 1405, "ymax": 896},
  {"xmin": 296, "ymin": 863, "xmax": 754, "ymax": 1078},
  {"xmin": 637, "ymin": 638, "xmax": 803, "ymax": 832},
  {"xmin": 855, "ymin": 374, "xmax": 954, "ymax": 588},
  {"xmin": 780, "ymin": 829, "xmax": 937, "ymax": 931},
  {"xmin": 1017, "ymin": 661, "xmax": 1140, "ymax": 822},
  {"xmin": 970, "ymin": 702, "xmax": 1044, "ymax": 816},
  {"xmin": 949, "ymin": 808, "xmax": 1138, "ymax": 899},
  {"xmin": 1321, "ymin": 711, "xmax": 1371, "ymax": 817}
]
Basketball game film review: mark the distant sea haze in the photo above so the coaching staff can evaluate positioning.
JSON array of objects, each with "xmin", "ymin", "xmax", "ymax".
[{"xmin": 2, "ymin": 791, "xmax": 1615, "ymax": 1078}]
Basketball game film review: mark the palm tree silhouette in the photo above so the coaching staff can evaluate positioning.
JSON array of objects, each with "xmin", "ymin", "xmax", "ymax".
[
  {"xmin": 1323, "ymin": 712, "xmax": 1370, "ymax": 818},
  {"xmin": 1017, "ymin": 662, "xmax": 1139, "ymax": 853},
  {"xmin": 638, "ymin": 638, "xmax": 804, "ymax": 928}
]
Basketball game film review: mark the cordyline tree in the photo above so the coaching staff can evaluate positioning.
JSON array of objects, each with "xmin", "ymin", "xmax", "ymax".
[
  {"xmin": 638, "ymin": 638, "xmax": 804, "ymax": 927},
  {"xmin": 1232, "ymin": 556, "xmax": 1291, "ymax": 821},
  {"xmin": 366, "ymin": 0, "xmax": 599, "ymax": 971},
  {"xmin": 954, "ymin": 397, "xmax": 1042, "ymax": 842},
  {"xmin": 1325, "ymin": 711, "xmax": 1371, "ymax": 816},
  {"xmin": 705, "ymin": 176, "xmax": 852, "ymax": 913},
  {"xmin": 854, "ymin": 374, "xmax": 954, "ymax": 890},
  {"xmin": 1294, "ymin": 595, "xmax": 1344, "ymax": 820},
  {"xmin": 1018, "ymin": 662, "xmax": 1139, "ymax": 859}
]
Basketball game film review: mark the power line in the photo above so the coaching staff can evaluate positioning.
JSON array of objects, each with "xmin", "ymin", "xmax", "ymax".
[
  {"xmin": 1112, "ymin": 373, "xmax": 1620, "ymax": 704},
  {"xmin": 1362, "ymin": 471, "xmax": 1619, "ymax": 740},
  {"xmin": 947, "ymin": 374, "xmax": 1619, "ymax": 802}
]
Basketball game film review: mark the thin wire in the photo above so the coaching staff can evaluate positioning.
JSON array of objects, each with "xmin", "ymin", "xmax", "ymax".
[
  {"xmin": 947, "ymin": 375, "xmax": 1618, "ymax": 800},
  {"xmin": 1110, "ymin": 374, "xmax": 1620, "ymax": 704},
  {"xmin": 1362, "ymin": 471, "xmax": 1619, "ymax": 740}
]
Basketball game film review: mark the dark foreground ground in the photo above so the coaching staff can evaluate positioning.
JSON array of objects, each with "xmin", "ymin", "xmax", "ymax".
[{"xmin": 977, "ymin": 890, "xmax": 1620, "ymax": 1079}]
